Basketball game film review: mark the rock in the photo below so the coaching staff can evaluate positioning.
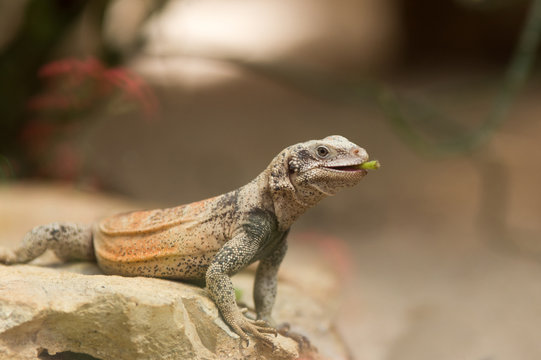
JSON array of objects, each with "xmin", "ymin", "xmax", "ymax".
[{"xmin": 0, "ymin": 264, "xmax": 300, "ymax": 360}]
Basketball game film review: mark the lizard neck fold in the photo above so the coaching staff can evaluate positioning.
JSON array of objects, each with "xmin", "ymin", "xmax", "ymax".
[
  {"xmin": 260, "ymin": 151, "xmax": 327, "ymax": 230},
  {"xmin": 271, "ymin": 190, "xmax": 324, "ymax": 230}
]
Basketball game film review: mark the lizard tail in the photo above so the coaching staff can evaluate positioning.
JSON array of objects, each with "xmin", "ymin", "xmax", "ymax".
[{"xmin": 0, "ymin": 222, "xmax": 95, "ymax": 264}]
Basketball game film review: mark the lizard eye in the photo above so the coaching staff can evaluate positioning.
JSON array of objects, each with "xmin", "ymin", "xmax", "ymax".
[{"xmin": 316, "ymin": 146, "xmax": 330, "ymax": 158}]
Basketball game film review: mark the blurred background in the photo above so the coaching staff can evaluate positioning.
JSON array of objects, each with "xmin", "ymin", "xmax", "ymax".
[{"xmin": 1, "ymin": 0, "xmax": 540, "ymax": 359}]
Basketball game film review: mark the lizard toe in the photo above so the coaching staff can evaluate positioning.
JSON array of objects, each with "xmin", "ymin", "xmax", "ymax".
[
  {"xmin": 231, "ymin": 323, "xmax": 251, "ymax": 348},
  {"xmin": 248, "ymin": 319, "xmax": 278, "ymax": 336},
  {"xmin": 232, "ymin": 316, "xmax": 278, "ymax": 348}
]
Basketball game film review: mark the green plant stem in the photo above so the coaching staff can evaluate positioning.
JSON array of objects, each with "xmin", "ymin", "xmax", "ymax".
[{"xmin": 379, "ymin": 0, "xmax": 541, "ymax": 155}]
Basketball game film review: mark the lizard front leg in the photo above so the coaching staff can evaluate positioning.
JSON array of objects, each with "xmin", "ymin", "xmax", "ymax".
[
  {"xmin": 254, "ymin": 231, "xmax": 288, "ymax": 323},
  {"xmin": 206, "ymin": 233, "xmax": 277, "ymax": 346}
]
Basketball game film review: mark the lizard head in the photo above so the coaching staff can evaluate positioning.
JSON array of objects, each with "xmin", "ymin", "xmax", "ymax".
[{"xmin": 269, "ymin": 135, "xmax": 370, "ymax": 205}]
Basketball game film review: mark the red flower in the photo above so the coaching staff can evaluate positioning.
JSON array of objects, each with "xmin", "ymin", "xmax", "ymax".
[{"xmin": 29, "ymin": 57, "xmax": 159, "ymax": 119}]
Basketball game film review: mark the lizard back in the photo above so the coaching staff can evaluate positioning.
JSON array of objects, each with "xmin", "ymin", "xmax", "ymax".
[{"xmin": 93, "ymin": 196, "xmax": 228, "ymax": 280}]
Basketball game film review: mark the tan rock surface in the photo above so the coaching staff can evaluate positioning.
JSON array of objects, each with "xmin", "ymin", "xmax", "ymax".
[{"xmin": 0, "ymin": 264, "xmax": 302, "ymax": 360}]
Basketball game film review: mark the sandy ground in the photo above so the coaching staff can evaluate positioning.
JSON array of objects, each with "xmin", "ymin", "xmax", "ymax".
[{"xmin": 2, "ymin": 62, "xmax": 541, "ymax": 359}]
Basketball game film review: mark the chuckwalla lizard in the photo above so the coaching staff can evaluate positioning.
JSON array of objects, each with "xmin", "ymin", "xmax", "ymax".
[{"xmin": 0, "ymin": 135, "xmax": 373, "ymax": 346}]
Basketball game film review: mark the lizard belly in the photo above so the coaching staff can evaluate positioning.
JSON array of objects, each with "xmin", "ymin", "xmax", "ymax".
[{"xmin": 93, "ymin": 222, "xmax": 225, "ymax": 281}]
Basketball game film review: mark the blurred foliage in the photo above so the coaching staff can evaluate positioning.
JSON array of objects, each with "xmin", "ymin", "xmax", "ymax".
[
  {"xmin": 0, "ymin": 155, "xmax": 14, "ymax": 179},
  {"xmin": 22, "ymin": 57, "xmax": 159, "ymax": 181},
  {"xmin": 0, "ymin": 0, "xmax": 165, "ymax": 182},
  {"xmin": 381, "ymin": 0, "xmax": 541, "ymax": 155},
  {"xmin": 0, "ymin": 0, "xmax": 98, "ymax": 173},
  {"xmin": 455, "ymin": 0, "xmax": 527, "ymax": 10}
]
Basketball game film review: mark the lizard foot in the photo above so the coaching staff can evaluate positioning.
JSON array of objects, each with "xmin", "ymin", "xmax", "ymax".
[
  {"xmin": 277, "ymin": 322, "xmax": 315, "ymax": 352},
  {"xmin": 230, "ymin": 312, "xmax": 278, "ymax": 348},
  {"xmin": 239, "ymin": 307, "xmax": 278, "ymax": 336}
]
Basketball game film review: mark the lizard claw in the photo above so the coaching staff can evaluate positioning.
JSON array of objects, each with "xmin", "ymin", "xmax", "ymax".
[{"xmin": 239, "ymin": 336, "xmax": 250, "ymax": 349}]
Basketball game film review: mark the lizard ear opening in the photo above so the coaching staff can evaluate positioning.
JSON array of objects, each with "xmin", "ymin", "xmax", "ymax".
[{"xmin": 269, "ymin": 150, "xmax": 295, "ymax": 193}]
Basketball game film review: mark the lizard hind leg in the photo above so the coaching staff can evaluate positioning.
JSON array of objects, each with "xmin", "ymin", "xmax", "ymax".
[{"xmin": 0, "ymin": 222, "xmax": 94, "ymax": 264}]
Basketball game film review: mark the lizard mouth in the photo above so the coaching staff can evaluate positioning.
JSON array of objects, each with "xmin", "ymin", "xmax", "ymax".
[
  {"xmin": 327, "ymin": 165, "xmax": 362, "ymax": 171},
  {"xmin": 323, "ymin": 163, "xmax": 366, "ymax": 173}
]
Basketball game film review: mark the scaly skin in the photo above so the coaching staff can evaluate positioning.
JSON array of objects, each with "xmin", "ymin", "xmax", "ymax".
[{"xmin": 0, "ymin": 135, "xmax": 371, "ymax": 346}]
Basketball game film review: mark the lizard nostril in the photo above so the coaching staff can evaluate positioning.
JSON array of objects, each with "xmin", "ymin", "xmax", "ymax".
[{"xmin": 352, "ymin": 147, "xmax": 369, "ymax": 161}]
